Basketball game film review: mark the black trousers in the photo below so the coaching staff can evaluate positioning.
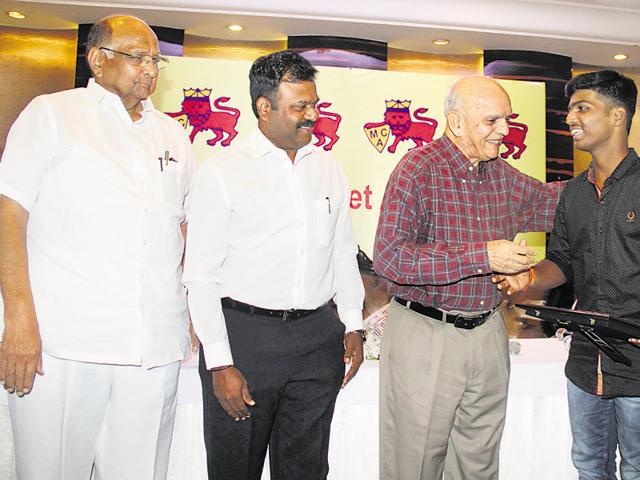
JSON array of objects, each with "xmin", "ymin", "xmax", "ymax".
[{"xmin": 199, "ymin": 304, "xmax": 345, "ymax": 480}]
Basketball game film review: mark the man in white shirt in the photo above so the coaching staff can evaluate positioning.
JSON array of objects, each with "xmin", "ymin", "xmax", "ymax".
[
  {"xmin": 0, "ymin": 15, "xmax": 195, "ymax": 480},
  {"xmin": 184, "ymin": 50, "xmax": 365, "ymax": 480}
]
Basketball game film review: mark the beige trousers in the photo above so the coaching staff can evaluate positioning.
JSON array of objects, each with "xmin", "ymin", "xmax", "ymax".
[{"xmin": 379, "ymin": 299, "xmax": 510, "ymax": 480}]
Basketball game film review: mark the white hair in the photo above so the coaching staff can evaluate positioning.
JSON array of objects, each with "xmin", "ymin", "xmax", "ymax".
[{"xmin": 444, "ymin": 84, "xmax": 463, "ymax": 114}]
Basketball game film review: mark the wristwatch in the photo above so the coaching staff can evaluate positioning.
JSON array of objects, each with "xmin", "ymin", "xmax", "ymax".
[{"xmin": 346, "ymin": 329, "xmax": 367, "ymax": 342}]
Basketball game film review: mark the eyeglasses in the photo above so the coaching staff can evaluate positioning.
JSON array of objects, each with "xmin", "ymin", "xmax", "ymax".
[{"xmin": 99, "ymin": 47, "xmax": 169, "ymax": 69}]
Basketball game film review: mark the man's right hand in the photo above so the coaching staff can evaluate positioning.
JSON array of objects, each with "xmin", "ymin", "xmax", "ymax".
[
  {"xmin": 211, "ymin": 366, "xmax": 255, "ymax": 421},
  {"xmin": 0, "ymin": 196, "xmax": 43, "ymax": 396},
  {"xmin": 0, "ymin": 313, "xmax": 43, "ymax": 396},
  {"xmin": 487, "ymin": 239, "xmax": 535, "ymax": 274}
]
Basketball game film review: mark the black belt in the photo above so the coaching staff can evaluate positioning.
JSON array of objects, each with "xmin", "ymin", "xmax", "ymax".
[
  {"xmin": 221, "ymin": 297, "xmax": 319, "ymax": 321},
  {"xmin": 394, "ymin": 297, "xmax": 494, "ymax": 330}
]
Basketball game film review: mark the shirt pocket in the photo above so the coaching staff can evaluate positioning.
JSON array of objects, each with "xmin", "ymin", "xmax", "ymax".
[
  {"xmin": 159, "ymin": 158, "xmax": 186, "ymax": 208},
  {"xmin": 315, "ymin": 196, "xmax": 338, "ymax": 247}
]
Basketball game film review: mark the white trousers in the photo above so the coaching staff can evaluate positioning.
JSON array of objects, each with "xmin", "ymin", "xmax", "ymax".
[{"xmin": 9, "ymin": 353, "xmax": 180, "ymax": 480}]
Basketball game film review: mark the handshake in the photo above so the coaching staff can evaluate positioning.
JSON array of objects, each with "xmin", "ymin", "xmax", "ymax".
[
  {"xmin": 486, "ymin": 238, "xmax": 536, "ymax": 296},
  {"xmin": 487, "ymin": 240, "xmax": 535, "ymax": 284}
]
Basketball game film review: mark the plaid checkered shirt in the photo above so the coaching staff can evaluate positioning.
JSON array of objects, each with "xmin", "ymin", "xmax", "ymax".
[{"xmin": 374, "ymin": 135, "xmax": 564, "ymax": 313}]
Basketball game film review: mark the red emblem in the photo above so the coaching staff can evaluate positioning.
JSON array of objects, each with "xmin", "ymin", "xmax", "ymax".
[
  {"xmin": 312, "ymin": 102, "xmax": 342, "ymax": 151},
  {"xmin": 501, "ymin": 114, "xmax": 528, "ymax": 160},
  {"xmin": 363, "ymin": 100, "xmax": 438, "ymax": 154},
  {"xmin": 165, "ymin": 88, "xmax": 240, "ymax": 148}
]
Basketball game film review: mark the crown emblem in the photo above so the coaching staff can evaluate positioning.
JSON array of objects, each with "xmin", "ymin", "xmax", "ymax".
[
  {"xmin": 385, "ymin": 99, "xmax": 411, "ymax": 109},
  {"xmin": 183, "ymin": 88, "xmax": 212, "ymax": 98}
]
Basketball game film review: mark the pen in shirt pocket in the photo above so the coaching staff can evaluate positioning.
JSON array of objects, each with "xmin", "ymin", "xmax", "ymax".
[
  {"xmin": 158, "ymin": 150, "xmax": 178, "ymax": 172},
  {"xmin": 325, "ymin": 196, "xmax": 331, "ymax": 214}
]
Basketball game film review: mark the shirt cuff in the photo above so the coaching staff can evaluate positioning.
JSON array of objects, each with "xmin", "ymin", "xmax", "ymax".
[
  {"xmin": 201, "ymin": 341, "xmax": 234, "ymax": 370},
  {"xmin": 338, "ymin": 308, "xmax": 364, "ymax": 333},
  {"xmin": 465, "ymin": 242, "xmax": 491, "ymax": 276}
]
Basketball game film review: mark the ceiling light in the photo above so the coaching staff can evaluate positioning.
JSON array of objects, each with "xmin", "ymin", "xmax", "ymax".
[
  {"xmin": 613, "ymin": 54, "xmax": 628, "ymax": 61},
  {"xmin": 7, "ymin": 11, "xmax": 26, "ymax": 19},
  {"xmin": 227, "ymin": 24, "xmax": 243, "ymax": 32},
  {"xmin": 432, "ymin": 39, "xmax": 449, "ymax": 46}
]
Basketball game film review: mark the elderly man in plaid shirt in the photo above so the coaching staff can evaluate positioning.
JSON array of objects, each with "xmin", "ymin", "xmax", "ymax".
[{"xmin": 373, "ymin": 76, "xmax": 564, "ymax": 480}]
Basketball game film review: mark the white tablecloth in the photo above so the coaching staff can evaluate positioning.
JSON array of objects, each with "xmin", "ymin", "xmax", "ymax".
[{"xmin": 0, "ymin": 338, "xmax": 577, "ymax": 479}]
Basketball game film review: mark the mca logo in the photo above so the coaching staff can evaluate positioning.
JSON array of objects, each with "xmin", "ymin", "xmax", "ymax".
[
  {"xmin": 501, "ymin": 114, "xmax": 528, "ymax": 160},
  {"xmin": 166, "ymin": 88, "xmax": 240, "ymax": 148},
  {"xmin": 312, "ymin": 102, "xmax": 342, "ymax": 151},
  {"xmin": 363, "ymin": 100, "xmax": 438, "ymax": 154}
]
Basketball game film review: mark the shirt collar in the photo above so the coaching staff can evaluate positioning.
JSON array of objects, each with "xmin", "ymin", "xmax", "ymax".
[
  {"xmin": 610, "ymin": 148, "xmax": 638, "ymax": 181},
  {"xmin": 86, "ymin": 78, "xmax": 154, "ymax": 119},
  {"xmin": 585, "ymin": 148, "xmax": 638, "ymax": 184},
  {"xmin": 249, "ymin": 127, "xmax": 315, "ymax": 163},
  {"xmin": 441, "ymin": 135, "xmax": 486, "ymax": 177}
]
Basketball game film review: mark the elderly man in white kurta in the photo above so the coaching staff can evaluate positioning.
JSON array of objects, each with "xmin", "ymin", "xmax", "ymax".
[{"xmin": 0, "ymin": 15, "xmax": 195, "ymax": 480}]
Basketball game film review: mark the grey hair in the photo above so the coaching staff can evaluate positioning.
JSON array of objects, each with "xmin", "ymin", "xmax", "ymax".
[{"xmin": 444, "ymin": 86, "xmax": 463, "ymax": 114}]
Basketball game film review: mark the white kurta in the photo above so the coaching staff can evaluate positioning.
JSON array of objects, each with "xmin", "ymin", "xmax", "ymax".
[{"xmin": 0, "ymin": 79, "xmax": 196, "ymax": 368}]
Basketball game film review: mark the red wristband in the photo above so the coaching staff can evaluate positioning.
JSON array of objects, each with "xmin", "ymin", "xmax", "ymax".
[{"xmin": 526, "ymin": 268, "xmax": 537, "ymax": 290}]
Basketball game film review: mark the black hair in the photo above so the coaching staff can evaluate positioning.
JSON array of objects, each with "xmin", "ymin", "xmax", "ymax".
[
  {"xmin": 248, "ymin": 50, "xmax": 317, "ymax": 118},
  {"xmin": 565, "ymin": 70, "xmax": 637, "ymax": 132},
  {"xmin": 85, "ymin": 17, "xmax": 114, "ymax": 78},
  {"xmin": 86, "ymin": 18, "xmax": 113, "ymax": 56}
]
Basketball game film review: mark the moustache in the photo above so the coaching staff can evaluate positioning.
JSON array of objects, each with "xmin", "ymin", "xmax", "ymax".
[{"xmin": 298, "ymin": 120, "xmax": 316, "ymax": 129}]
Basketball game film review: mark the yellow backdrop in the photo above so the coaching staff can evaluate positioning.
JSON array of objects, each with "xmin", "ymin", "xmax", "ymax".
[{"xmin": 152, "ymin": 57, "xmax": 546, "ymax": 260}]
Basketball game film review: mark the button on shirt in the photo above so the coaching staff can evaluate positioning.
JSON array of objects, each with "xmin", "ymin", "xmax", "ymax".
[
  {"xmin": 184, "ymin": 128, "xmax": 364, "ymax": 369},
  {"xmin": 0, "ymin": 79, "xmax": 196, "ymax": 368},
  {"xmin": 547, "ymin": 149, "xmax": 640, "ymax": 397},
  {"xmin": 374, "ymin": 136, "xmax": 563, "ymax": 313}
]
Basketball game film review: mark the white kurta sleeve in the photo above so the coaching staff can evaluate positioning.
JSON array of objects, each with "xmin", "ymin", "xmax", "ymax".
[{"xmin": 0, "ymin": 96, "xmax": 57, "ymax": 211}]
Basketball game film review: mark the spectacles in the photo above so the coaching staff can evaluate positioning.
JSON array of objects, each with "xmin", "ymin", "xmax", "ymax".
[{"xmin": 99, "ymin": 47, "xmax": 169, "ymax": 69}]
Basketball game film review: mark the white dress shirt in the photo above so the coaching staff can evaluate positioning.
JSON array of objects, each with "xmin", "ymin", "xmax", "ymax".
[
  {"xmin": 0, "ymin": 79, "xmax": 196, "ymax": 368},
  {"xmin": 184, "ymin": 128, "xmax": 364, "ymax": 369}
]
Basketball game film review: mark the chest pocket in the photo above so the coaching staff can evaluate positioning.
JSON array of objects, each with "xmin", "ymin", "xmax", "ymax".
[
  {"xmin": 315, "ymin": 196, "xmax": 338, "ymax": 246},
  {"xmin": 159, "ymin": 160, "xmax": 184, "ymax": 207}
]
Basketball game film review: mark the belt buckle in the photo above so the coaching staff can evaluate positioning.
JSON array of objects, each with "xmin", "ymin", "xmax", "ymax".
[
  {"xmin": 282, "ymin": 308, "xmax": 295, "ymax": 321},
  {"xmin": 453, "ymin": 315, "xmax": 476, "ymax": 330}
]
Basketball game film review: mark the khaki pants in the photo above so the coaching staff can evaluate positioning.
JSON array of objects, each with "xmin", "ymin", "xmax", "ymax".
[{"xmin": 379, "ymin": 299, "xmax": 510, "ymax": 480}]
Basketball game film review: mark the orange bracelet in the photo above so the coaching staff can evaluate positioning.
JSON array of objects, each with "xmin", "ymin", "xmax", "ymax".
[{"xmin": 526, "ymin": 267, "xmax": 537, "ymax": 290}]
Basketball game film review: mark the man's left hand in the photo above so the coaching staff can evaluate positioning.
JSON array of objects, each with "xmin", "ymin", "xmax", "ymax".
[
  {"xmin": 342, "ymin": 332, "xmax": 364, "ymax": 388},
  {"xmin": 189, "ymin": 321, "xmax": 199, "ymax": 354},
  {"xmin": 629, "ymin": 338, "xmax": 640, "ymax": 347}
]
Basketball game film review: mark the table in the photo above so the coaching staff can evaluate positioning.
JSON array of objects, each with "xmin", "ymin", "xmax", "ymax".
[{"xmin": 0, "ymin": 338, "xmax": 578, "ymax": 479}]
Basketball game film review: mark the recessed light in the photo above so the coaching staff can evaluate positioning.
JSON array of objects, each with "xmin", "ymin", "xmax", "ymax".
[
  {"xmin": 432, "ymin": 39, "xmax": 449, "ymax": 46},
  {"xmin": 613, "ymin": 54, "xmax": 628, "ymax": 61},
  {"xmin": 227, "ymin": 24, "xmax": 243, "ymax": 32},
  {"xmin": 7, "ymin": 11, "xmax": 26, "ymax": 19}
]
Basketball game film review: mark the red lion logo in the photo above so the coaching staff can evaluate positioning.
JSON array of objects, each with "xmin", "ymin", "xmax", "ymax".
[
  {"xmin": 501, "ymin": 114, "xmax": 528, "ymax": 160},
  {"xmin": 312, "ymin": 102, "xmax": 342, "ymax": 151},
  {"xmin": 166, "ymin": 88, "xmax": 240, "ymax": 147},
  {"xmin": 364, "ymin": 100, "xmax": 438, "ymax": 154}
]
